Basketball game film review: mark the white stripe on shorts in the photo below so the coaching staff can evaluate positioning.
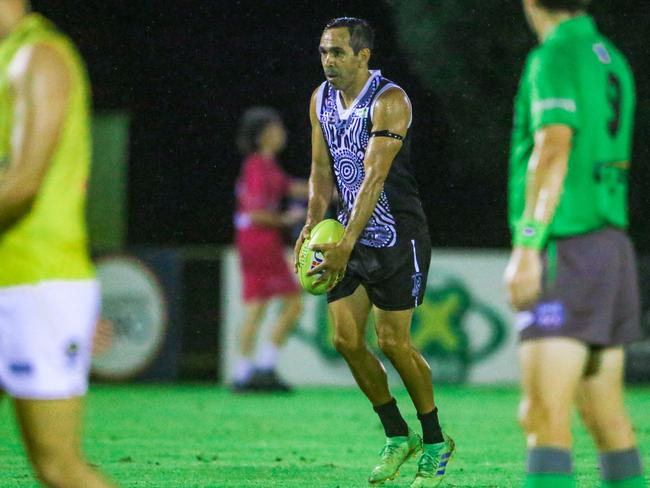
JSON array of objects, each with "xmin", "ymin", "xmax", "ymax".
[{"xmin": 411, "ymin": 239, "xmax": 420, "ymax": 307}]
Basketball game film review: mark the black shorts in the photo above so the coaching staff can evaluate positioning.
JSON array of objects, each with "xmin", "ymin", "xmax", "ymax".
[
  {"xmin": 518, "ymin": 227, "xmax": 644, "ymax": 346},
  {"xmin": 327, "ymin": 233, "xmax": 431, "ymax": 311}
]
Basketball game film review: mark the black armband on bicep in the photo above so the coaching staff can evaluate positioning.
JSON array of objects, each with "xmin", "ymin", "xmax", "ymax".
[{"xmin": 369, "ymin": 130, "xmax": 404, "ymax": 141}]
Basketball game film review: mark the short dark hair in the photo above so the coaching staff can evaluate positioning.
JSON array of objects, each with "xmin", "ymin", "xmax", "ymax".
[
  {"xmin": 236, "ymin": 107, "xmax": 281, "ymax": 155},
  {"xmin": 537, "ymin": 0, "xmax": 591, "ymax": 12},
  {"xmin": 324, "ymin": 17, "xmax": 374, "ymax": 54}
]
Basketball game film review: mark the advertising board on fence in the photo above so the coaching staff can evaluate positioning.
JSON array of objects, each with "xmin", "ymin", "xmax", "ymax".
[{"xmin": 221, "ymin": 248, "xmax": 519, "ymax": 385}]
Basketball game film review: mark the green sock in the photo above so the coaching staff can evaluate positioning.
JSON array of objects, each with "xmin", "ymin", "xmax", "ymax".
[
  {"xmin": 601, "ymin": 476, "xmax": 646, "ymax": 488},
  {"xmin": 525, "ymin": 473, "xmax": 575, "ymax": 488}
]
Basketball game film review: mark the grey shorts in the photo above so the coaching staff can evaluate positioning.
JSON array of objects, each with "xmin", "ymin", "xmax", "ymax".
[{"xmin": 517, "ymin": 227, "xmax": 644, "ymax": 346}]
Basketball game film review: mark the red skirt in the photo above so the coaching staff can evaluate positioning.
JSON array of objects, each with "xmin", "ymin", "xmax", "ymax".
[{"xmin": 236, "ymin": 231, "xmax": 299, "ymax": 302}]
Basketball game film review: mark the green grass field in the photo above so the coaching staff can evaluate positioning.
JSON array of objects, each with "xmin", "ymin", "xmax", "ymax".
[{"xmin": 1, "ymin": 385, "xmax": 648, "ymax": 487}]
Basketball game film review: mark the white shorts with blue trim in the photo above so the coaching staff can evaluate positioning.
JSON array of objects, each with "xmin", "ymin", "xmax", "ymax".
[{"xmin": 0, "ymin": 280, "xmax": 100, "ymax": 400}]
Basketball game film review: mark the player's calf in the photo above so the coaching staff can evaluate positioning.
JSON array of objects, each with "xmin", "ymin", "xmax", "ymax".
[
  {"xmin": 519, "ymin": 400, "xmax": 578, "ymax": 486},
  {"xmin": 577, "ymin": 409, "xmax": 645, "ymax": 486},
  {"xmin": 579, "ymin": 407, "xmax": 636, "ymax": 451}
]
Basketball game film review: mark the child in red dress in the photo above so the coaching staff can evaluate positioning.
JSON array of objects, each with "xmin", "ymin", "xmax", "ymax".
[{"xmin": 233, "ymin": 107, "xmax": 306, "ymax": 391}]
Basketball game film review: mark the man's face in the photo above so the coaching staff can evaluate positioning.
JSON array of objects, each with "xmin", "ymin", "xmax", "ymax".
[{"xmin": 319, "ymin": 28, "xmax": 362, "ymax": 91}]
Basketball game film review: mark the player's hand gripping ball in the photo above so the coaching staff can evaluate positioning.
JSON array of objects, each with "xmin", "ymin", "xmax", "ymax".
[{"xmin": 297, "ymin": 219, "xmax": 345, "ymax": 295}]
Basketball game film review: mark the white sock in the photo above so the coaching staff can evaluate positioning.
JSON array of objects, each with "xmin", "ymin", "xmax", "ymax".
[
  {"xmin": 233, "ymin": 357, "xmax": 254, "ymax": 383},
  {"xmin": 256, "ymin": 343, "xmax": 279, "ymax": 371}
]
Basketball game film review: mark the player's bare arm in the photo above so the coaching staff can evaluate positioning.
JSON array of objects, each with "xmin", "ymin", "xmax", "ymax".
[
  {"xmin": 504, "ymin": 124, "xmax": 572, "ymax": 310},
  {"xmin": 0, "ymin": 43, "xmax": 70, "ymax": 233},
  {"xmin": 309, "ymin": 87, "xmax": 410, "ymax": 285},
  {"xmin": 293, "ymin": 87, "xmax": 335, "ymax": 270}
]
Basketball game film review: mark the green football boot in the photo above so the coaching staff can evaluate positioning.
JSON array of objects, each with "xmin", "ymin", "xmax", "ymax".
[
  {"xmin": 410, "ymin": 434, "xmax": 455, "ymax": 488},
  {"xmin": 368, "ymin": 428, "xmax": 422, "ymax": 485}
]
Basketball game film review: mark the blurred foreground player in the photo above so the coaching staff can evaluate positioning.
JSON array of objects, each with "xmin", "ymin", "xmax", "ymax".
[
  {"xmin": 0, "ymin": 1, "xmax": 117, "ymax": 487},
  {"xmin": 505, "ymin": 1, "xmax": 645, "ymax": 486},
  {"xmin": 233, "ymin": 107, "xmax": 307, "ymax": 392},
  {"xmin": 294, "ymin": 18, "xmax": 453, "ymax": 487}
]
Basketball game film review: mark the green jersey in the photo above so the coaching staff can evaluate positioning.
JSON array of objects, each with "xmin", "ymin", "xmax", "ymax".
[
  {"xmin": 0, "ymin": 14, "xmax": 94, "ymax": 286},
  {"xmin": 509, "ymin": 15, "xmax": 636, "ymax": 238}
]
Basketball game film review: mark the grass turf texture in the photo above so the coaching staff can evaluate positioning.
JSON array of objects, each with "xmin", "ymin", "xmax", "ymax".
[{"xmin": 1, "ymin": 385, "xmax": 648, "ymax": 487}]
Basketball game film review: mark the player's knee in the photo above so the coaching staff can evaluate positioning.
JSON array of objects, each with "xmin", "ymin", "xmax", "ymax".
[
  {"xmin": 522, "ymin": 396, "xmax": 570, "ymax": 433},
  {"xmin": 377, "ymin": 336, "xmax": 410, "ymax": 358},
  {"xmin": 580, "ymin": 408, "xmax": 634, "ymax": 448},
  {"xmin": 332, "ymin": 333, "xmax": 364, "ymax": 357}
]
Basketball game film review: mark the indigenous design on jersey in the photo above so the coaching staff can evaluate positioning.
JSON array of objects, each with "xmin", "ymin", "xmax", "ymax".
[{"xmin": 317, "ymin": 71, "xmax": 397, "ymax": 248}]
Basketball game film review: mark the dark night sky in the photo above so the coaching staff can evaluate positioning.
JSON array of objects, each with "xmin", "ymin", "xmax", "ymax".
[{"xmin": 31, "ymin": 1, "xmax": 650, "ymax": 250}]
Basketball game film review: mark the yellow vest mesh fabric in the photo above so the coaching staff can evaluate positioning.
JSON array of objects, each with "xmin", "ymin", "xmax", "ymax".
[{"xmin": 0, "ymin": 14, "xmax": 94, "ymax": 286}]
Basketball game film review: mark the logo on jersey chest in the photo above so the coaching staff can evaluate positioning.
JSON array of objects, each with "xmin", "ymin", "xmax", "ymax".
[
  {"xmin": 324, "ymin": 106, "xmax": 369, "ymax": 137},
  {"xmin": 353, "ymin": 107, "xmax": 369, "ymax": 118}
]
